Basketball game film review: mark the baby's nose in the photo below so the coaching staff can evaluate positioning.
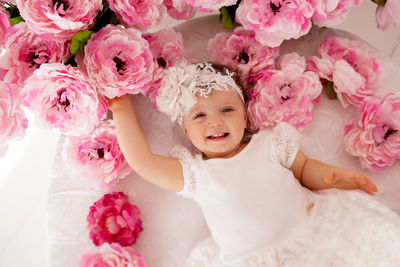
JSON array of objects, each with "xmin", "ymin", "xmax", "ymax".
[{"xmin": 208, "ymin": 118, "xmax": 224, "ymax": 128}]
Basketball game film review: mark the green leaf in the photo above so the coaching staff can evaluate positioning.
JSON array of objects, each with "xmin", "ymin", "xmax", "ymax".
[
  {"xmin": 371, "ymin": 0, "xmax": 386, "ymax": 6},
  {"xmin": 220, "ymin": 7, "xmax": 235, "ymax": 29},
  {"xmin": 322, "ymin": 79, "xmax": 338, "ymax": 100},
  {"xmin": 9, "ymin": 16, "xmax": 24, "ymax": 26},
  {"xmin": 70, "ymin": 30, "xmax": 93, "ymax": 55}
]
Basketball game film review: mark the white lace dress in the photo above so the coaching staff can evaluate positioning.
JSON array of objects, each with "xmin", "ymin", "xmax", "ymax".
[{"xmin": 171, "ymin": 122, "xmax": 400, "ymax": 267}]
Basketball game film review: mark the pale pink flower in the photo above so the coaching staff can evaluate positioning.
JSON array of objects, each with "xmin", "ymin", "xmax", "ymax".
[
  {"xmin": 0, "ymin": 22, "xmax": 69, "ymax": 88},
  {"xmin": 310, "ymin": 0, "xmax": 362, "ymax": 27},
  {"xmin": 0, "ymin": 5, "xmax": 11, "ymax": 47},
  {"xmin": 235, "ymin": 0, "xmax": 314, "ymax": 47},
  {"xmin": 142, "ymin": 28, "xmax": 190, "ymax": 104},
  {"xmin": 247, "ymin": 53, "xmax": 322, "ymax": 131},
  {"xmin": 208, "ymin": 26, "xmax": 280, "ymax": 88},
  {"xmin": 108, "ymin": 0, "xmax": 165, "ymax": 30},
  {"xmin": 79, "ymin": 24, "xmax": 154, "ymax": 99},
  {"xmin": 344, "ymin": 93, "xmax": 400, "ymax": 171},
  {"xmin": 0, "ymin": 82, "xmax": 28, "ymax": 157},
  {"xmin": 87, "ymin": 192, "xmax": 143, "ymax": 247},
  {"xmin": 307, "ymin": 37, "xmax": 383, "ymax": 108},
  {"xmin": 20, "ymin": 63, "xmax": 107, "ymax": 136},
  {"xmin": 16, "ymin": 0, "xmax": 102, "ymax": 42},
  {"xmin": 163, "ymin": 0, "xmax": 197, "ymax": 20},
  {"xmin": 63, "ymin": 120, "xmax": 132, "ymax": 189},
  {"xmin": 185, "ymin": 0, "xmax": 237, "ymax": 11},
  {"xmin": 80, "ymin": 243, "xmax": 147, "ymax": 267},
  {"xmin": 375, "ymin": 0, "xmax": 400, "ymax": 31}
]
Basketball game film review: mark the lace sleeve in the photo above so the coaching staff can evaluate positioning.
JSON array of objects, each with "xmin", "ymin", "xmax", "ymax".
[
  {"xmin": 170, "ymin": 145, "xmax": 196, "ymax": 199},
  {"xmin": 272, "ymin": 122, "xmax": 300, "ymax": 169}
]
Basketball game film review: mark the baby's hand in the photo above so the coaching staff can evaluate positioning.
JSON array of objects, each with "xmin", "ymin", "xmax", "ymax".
[
  {"xmin": 106, "ymin": 94, "xmax": 132, "ymax": 113},
  {"xmin": 324, "ymin": 168, "xmax": 378, "ymax": 196}
]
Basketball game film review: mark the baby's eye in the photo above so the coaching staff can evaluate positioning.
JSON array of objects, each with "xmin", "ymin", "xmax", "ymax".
[
  {"xmin": 222, "ymin": 107, "xmax": 233, "ymax": 113},
  {"xmin": 194, "ymin": 113, "xmax": 205, "ymax": 119}
]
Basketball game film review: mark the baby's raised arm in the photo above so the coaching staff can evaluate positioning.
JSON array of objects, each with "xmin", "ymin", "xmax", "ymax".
[
  {"xmin": 290, "ymin": 150, "xmax": 378, "ymax": 195},
  {"xmin": 108, "ymin": 94, "xmax": 184, "ymax": 192}
]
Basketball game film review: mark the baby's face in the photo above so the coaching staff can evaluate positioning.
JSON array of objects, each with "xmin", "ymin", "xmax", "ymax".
[{"xmin": 182, "ymin": 89, "xmax": 247, "ymax": 159}]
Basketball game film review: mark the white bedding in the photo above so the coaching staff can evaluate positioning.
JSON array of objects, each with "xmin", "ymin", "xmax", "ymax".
[{"xmin": 46, "ymin": 15, "xmax": 400, "ymax": 267}]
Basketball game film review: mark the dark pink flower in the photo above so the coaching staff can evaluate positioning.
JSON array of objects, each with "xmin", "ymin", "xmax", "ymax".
[
  {"xmin": 208, "ymin": 26, "xmax": 279, "ymax": 88},
  {"xmin": 0, "ymin": 22, "xmax": 69, "ymax": 88},
  {"xmin": 16, "ymin": 0, "xmax": 102, "ymax": 41},
  {"xmin": 142, "ymin": 28, "xmax": 190, "ymax": 104},
  {"xmin": 247, "ymin": 53, "xmax": 322, "ymax": 131},
  {"xmin": 235, "ymin": 0, "xmax": 314, "ymax": 47},
  {"xmin": 79, "ymin": 24, "xmax": 154, "ymax": 99},
  {"xmin": 87, "ymin": 192, "xmax": 143, "ymax": 247},
  {"xmin": 63, "ymin": 120, "xmax": 132, "ymax": 189},
  {"xmin": 108, "ymin": 0, "xmax": 165, "ymax": 30},
  {"xmin": 0, "ymin": 5, "xmax": 11, "ymax": 47},
  {"xmin": 80, "ymin": 243, "xmax": 147, "ymax": 267},
  {"xmin": 344, "ymin": 93, "xmax": 400, "ymax": 171},
  {"xmin": 0, "ymin": 82, "xmax": 28, "ymax": 156},
  {"xmin": 307, "ymin": 37, "xmax": 384, "ymax": 108},
  {"xmin": 20, "ymin": 63, "xmax": 107, "ymax": 136}
]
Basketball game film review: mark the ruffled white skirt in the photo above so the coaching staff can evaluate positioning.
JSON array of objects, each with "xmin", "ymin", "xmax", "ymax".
[{"xmin": 184, "ymin": 190, "xmax": 400, "ymax": 267}]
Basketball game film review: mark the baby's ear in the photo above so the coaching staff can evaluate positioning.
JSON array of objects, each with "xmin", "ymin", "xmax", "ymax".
[{"xmin": 181, "ymin": 123, "xmax": 189, "ymax": 137}]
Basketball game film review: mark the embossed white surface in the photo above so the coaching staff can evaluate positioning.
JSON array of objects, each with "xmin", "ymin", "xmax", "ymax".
[{"xmin": 47, "ymin": 15, "xmax": 400, "ymax": 267}]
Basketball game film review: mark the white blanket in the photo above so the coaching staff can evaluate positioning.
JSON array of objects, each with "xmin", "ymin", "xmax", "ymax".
[{"xmin": 47, "ymin": 15, "xmax": 400, "ymax": 267}]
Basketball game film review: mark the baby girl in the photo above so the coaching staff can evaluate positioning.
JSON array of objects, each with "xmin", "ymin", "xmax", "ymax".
[{"xmin": 108, "ymin": 62, "xmax": 400, "ymax": 266}]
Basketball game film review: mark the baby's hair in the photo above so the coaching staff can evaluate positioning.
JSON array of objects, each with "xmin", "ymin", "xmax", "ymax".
[{"xmin": 205, "ymin": 62, "xmax": 248, "ymax": 103}]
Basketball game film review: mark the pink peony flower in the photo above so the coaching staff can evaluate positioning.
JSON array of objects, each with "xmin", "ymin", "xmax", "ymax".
[
  {"xmin": 163, "ymin": 0, "xmax": 197, "ymax": 20},
  {"xmin": 310, "ymin": 0, "xmax": 363, "ymax": 27},
  {"xmin": 16, "ymin": 0, "xmax": 102, "ymax": 42},
  {"xmin": 79, "ymin": 24, "xmax": 154, "ymax": 99},
  {"xmin": 63, "ymin": 120, "xmax": 132, "ymax": 189},
  {"xmin": 20, "ymin": 63, "xmax": 107, "ymax": 136},
  {"xmin": 375, "ymin": 0, "xmax": 400, "ymax": 31},
  {"xmin": 0, "ymin": 5, "xmax": 11, "ymax": 47},
  {"xmin": 80, "ymin": 243, "xmax": 147, "ymax": 267},
  {"xmin": 208, "ymin": 26, "xmax": 280, "ymax": 88},
  {"xmin": 0, "ymin": 22, "xmax": 69, "ymax": 89},
  {"xmin": 87, "ymin": 192, "xmax": 143, "ymax": 247},
  {"xmin": 142, "ymin": 28, "xmax": 190, "ymax": 104},
  {"xmin": 344, "ymin": 93, "xmax": 400, "ymax": 171},
  {"xmin": 247, "ymin": 53, "xmax": 322, "ymax": 130},
  {"xmin": 0, "ymin": 82, "xmax": 28, "ymax": 157},
  {"xmin": 307, "ymin": 37, "xmax": 384, "ymax": 108},
  {"xmin": 185, "ymin": 0, "xmax": 237, "ymax": 11},
  {"xmin": 235, "ymin": 0, "xmax": 314, "ymax": 47},
  {"xmin": 108, "ymin": 0, "xmax": 165, "ymax": 31}
]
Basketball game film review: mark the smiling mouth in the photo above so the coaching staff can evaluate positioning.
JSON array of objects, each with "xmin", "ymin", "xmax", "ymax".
[{"xmin": 207, "ymin": 132, "xmax": 229, "ymax": 140}]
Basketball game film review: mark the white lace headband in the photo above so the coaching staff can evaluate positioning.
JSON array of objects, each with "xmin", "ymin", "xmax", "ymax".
[{"xmin": 156, "ymin": 62, "xmax": 245, "ymax": 124}]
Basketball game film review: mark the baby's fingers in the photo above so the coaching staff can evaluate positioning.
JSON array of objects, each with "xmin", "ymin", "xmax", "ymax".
[
  {"xmin": 357, "ymin": 175, "xmax": 378, "ymax": 196},
  {"xmin": 106, "ymin": 94, "xmax": 131, "ymax": 112}
]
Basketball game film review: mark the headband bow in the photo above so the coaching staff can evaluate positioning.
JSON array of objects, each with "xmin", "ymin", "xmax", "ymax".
[{"xmin": 156, "ymin": 62, "xmax": 244, "ymax": 124}]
